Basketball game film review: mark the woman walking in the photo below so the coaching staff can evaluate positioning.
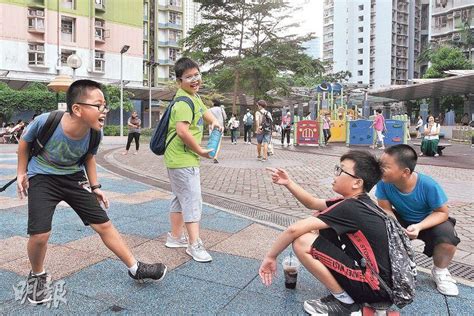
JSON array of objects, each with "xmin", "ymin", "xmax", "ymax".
[{"xmin": 123, "ymin": 111, "xmax": 141, "ymax": 155}]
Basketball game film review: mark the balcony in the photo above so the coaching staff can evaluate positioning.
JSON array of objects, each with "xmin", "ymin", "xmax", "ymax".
[
  {"xmin": 157, "ymin": 59, "xmax": 175, "ymax": 65},
  {"xmin": 158, "ymin": 4, "xmax": 183, "ymax": 12},
  {"xmin": 158, "ymin": 23, "xmax": 182, "ymax": 30},
  {"xmin": 27, "ymin": 0, "xmax": 45, "ymax": 8},
  {"xmin": 95, "ymin": 0, "xmax": 106, "ymax": 12},
  {"xmin": 158, "ymin": 40, "xmax": 180, "ymax": 48}
]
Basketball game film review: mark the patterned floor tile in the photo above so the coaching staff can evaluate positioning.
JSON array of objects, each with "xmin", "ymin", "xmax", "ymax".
[{"xmin": 0, "ymin": 236, "xmax": 29, "ymax": 265}]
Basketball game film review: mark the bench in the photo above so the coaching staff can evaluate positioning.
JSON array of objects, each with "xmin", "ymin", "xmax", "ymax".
[{"xmin": 412, "ymin": 142, "xmax": 451, "ymax": 156}]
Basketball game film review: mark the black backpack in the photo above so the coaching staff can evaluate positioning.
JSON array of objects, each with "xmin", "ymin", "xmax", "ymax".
[
  {"xmin": 150, "ymin": 96, "xmax": 194, "ymax": 155},
  {"xmin": 0, "ymin": 111, "xmax": 101, "ymax": 192},
  {"xmin": 348, "ymin": 199, "xmax": 417, "ymax": 309},
  {"xmin": 261, "ymin": 111, "xmax": 272, "ymax": 133}
]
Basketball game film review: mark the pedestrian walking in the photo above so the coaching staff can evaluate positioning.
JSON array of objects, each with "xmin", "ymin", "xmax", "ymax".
[
  {"xmin": 16, "ymin": 80, "xmax": 167, "ymax": 305},
  {"xmin": 415, "ymin": 115, "xmax": 423, "ymax": 139},
  {"xmin": 227, "ymin": 113, "xmax": 239, "ymax": 144},
  {"xmin": 370, "ymin": 109, "xmax": 386, "ymax": 150},
  {"xmin": 281, "ymin": 111, "xmax": 291, "ymax": 146},
  {"xmin": 209, "ymin": 99, "xmax": 227, "ymax": 135},
  {"xmin": 242, "ymin": 108, "xmax": 254, "ymax": 144},
  {"xmin": 123, "ymin": 111, "xmax": 141, "ymax": 155},
  {"xmin": 163, "ymin": 57, "xmax": 222, "ymax": 263},
  {"xmin": 255, "ymin": 100, "xmax": 272, "ymax": 162},
  {"xmin": 322, "ymin": 113, "xmax": 331, "ymax": 145}
]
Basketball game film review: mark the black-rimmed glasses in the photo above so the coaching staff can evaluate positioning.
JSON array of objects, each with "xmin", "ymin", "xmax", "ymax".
[
  {"xmin": 76, "ymin": 102, "xmax": 109, "ymax": 113},
  {"xmin": 334, "ymin": 165, "xmax": 359, "ymax": 179}
]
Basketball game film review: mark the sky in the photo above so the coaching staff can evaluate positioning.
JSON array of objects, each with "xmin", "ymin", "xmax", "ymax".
[{"xmin": 289, "ymin": 0, "xmax": 323, "ymax": 37}]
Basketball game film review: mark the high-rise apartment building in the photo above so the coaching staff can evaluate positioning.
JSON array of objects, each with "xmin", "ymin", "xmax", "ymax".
[
  {"xmin": 303, "ymin": 38, "xmax": 322, "ymax": 60},
  {"xmin": 143, "ymin": 0, "xmax": 202, "ymax": 87},
  {"xmin": 430, "ymin": 0, "xmax": 473, "ymax": 61},
  {"xmin": 0, "ymin": 0, "xmax": 143, "ymax": 87},
  {"xmin": 323, "ymin": 0, "xmax": 422, "ymax": 88}
]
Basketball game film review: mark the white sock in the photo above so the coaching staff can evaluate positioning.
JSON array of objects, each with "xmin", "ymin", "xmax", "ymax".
[
  {"xmin": 331, "ymin": 290, "xmax": 355, "ymax": 304},
  {"xmin": 128, "ymin": 262, "xmax": 139, "ymax": 276},
  {"xmin": 433, "ymin": 266, "xmax": 449, "ymax": 274},
  {"xmin": 32, "ymin": 270, "xmax": 46, "ymax": 276}
]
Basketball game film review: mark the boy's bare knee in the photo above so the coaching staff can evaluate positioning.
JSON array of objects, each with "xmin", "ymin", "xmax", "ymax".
[
  {"xmin": 92, "ymin": 220, "xmax": 113, "ymax": 233},
  {"xmin": 29, "ymin": 232, "xmax": 50, "ymax": 245}
]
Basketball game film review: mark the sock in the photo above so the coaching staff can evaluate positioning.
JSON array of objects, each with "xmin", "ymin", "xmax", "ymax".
[
  {"xmin": 128, "ymin": 262, "xmax": 139, "ymax": 276},
  {"xmin": 331, "ymin": 290, "xmax": 355, "ymax": 305},
  {"xmin": 433, "ymin": 266, "xmax": 449, "ymax": 275},
  {"xmin": 32, "ymin": 270, "xmax": 46, "ymax": 276}
]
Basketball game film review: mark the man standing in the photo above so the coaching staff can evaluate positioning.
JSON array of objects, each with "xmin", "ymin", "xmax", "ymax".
[
  {"xmin": 242, "ymin": 108, "xmax": 253, "ymax": 144},
  {"xmin": 255, "ymin": 100, "xmax": 272, "ymax": 162}
]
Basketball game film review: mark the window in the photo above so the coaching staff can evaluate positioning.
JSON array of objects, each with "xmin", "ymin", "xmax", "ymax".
[
  {"xmin": 358, "ymin": 38, "xmax": 363, "ymax": 43},
  {"xmin": 169, "ymin": 48, "xmax": 179, "ymax": 61},
  {"xmin": 358, "ymin": 4, "xmax": 364, "ymax": 11},
  {"xmin": 143, "ymin": 22, "xmax": 148, "ymax": 37},
  {"xmin": 358, "ymin": 81, "xmax": 363, "ymax": 84},
  {"xmin": 358, "ymin": 59, "xmax": 363, "ymax": 65},
  {"xmin": 358, "ymin": 15, "xmax": 364, "ymax": 22},
  {"xmin": 143, "ymin": 2, "xmax": 148, "ymax": 19},
  {"xmin": 94, "ymin": 50, "xmax": 105, "ymax": 72},
  {"xmin": 27, "ymin": 8, "xmax": 45, "ymax": 31},
  {"xmin": 95, "ymin": 19, "xmax": 105, "ymax": 41},
  {"xmin": 28, "ymin": 43, "xmax": 45, "ymax": 66},
  {"xmin": 358, "ymin": 70, "xmax": 363, "ymax": 76},
  {"xmin": 62, "ymin": 0, "xmax": 75, "ymax": 9},
  {"xmin": 61, "ymin": 17, "xmax": 76, "ymax": 42},
  {"xmin": 143, "ymin": 42, "xmax": 148, "ymax": 59},
  {"xmin": 169, "ymin": 30, "xmax": 182, "ymax": 42},
  {"xmin": 61, "ymin": 49, "xmax": 76, "ymax": 66},
  {"xmin": 358, "ymin": 26, "xmax": 363, "ymax": 32},
  {"xmin": 169, "ymin": 12, "xmax": 182, "ymax": 25},
  {"xmin": 169, "ymin": 0, "xmax": 181, "ymax": 6},
  {"xmin": 358, "ymin": 48, "xmax": 363, "ymax": 54}
]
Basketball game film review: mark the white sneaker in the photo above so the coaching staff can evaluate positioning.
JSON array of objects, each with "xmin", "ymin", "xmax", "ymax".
[
  {"xmin": 434, "ymin": 153, "xmax": 439, "ymax": 157},
  {"xmin": 165, "ymin": 232, "xmax": 188, "ymax": 248},
  {"xmin": 431, "ymin": 268, "xmax": 459, "ymax": 296},
  {"xmin": 186, "ymin": 239, "xmax": 212, "ymax": 262}
]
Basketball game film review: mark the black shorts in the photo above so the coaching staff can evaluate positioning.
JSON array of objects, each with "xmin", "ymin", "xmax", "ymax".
[
  {"xmin": 311, "ymin": 235, "xmax": 390, "ymax": 304},
  {"xmin": 395, "ymin": 214, "xmax": 460, "ymax": 257},
  {"xmin": 27, "ymin": 172, "xmax": 109, "ymax": 235}
]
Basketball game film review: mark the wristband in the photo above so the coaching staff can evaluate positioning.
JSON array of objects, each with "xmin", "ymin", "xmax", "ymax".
[{"xmin": 90, "ymin": 184, "xmax": 102, "ymax": 191}]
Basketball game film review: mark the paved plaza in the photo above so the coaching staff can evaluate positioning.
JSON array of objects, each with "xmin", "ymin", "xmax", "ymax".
[{"xmin": 0, "ymin": 138, "xmax": 473, "ymax": 314}]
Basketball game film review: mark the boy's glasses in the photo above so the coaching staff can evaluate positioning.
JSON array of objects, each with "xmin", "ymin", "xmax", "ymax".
[
  {"xmin": 180, "ymin": 73, "xmax": 201, "ymax": 82},
  {"xmin": 76, "ymin": 102, "xmax": 109, "ymax": 113},
  {"xmin": 334, "ymin": 165, "xmax": 359, "ymax": 179}
]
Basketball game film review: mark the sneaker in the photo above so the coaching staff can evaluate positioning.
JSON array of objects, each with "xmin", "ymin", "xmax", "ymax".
[
  {"xmin": 133, "ymin": 151, "xmax": 139, "ymax": 155},
  {"xmin": 431, "ymin": 268, "xmax": 458, "ymax": 296},
  {"xmin": 261, "ymin": 158, "xmax": 268, "ymax": 162},
  {"xmin": 213, "ymin": 159, "xmax": 219, "ymax": 164},
  {"xmin": 165, "ymin": 232, "xmax": 188, "ymax": 248},
  {"xmin": 128, "ymin": 262, "xmax": 167, "ymax": 283},
  {"xmin": 434, "ymin": 153, "xmax": 439, "ymax": 157},
  {"xmin": 257, "ymin": 156, "xmax": 262, "ymax": 161},
  {"xmin": 419, "ymin": 152, "xmax": 423, "ymax": 156},
  {"xmin": 26, "ymin": 271, "xmax": 52, "ymax": 305},
  {"xmin": 304, "ymin": 295, "xmax": 361, "ymax": 315},
  {"xmin": 186, "ymin": 239, "xmax": 212, "ymax": 262}
]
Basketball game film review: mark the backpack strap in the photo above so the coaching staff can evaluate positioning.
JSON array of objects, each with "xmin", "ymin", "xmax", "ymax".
[
  {"xmin": 31, "ymin": 110, "xmax": 65, "ymax": 157},
  {"xmin": 173, "ymin": 96, "xmax": 195, "ymax": 122},
  {"xmin": 77, "ymin": 129, "xmax": 102, "ymax": 166}
]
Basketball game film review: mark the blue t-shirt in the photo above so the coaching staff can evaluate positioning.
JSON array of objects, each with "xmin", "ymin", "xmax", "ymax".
[
  {"xmin": 21, "ymin": 113, "xmax": 101, "ymax": 177},
  {"xmin": 375, "ymin": 173, "xmax": 448, "ymax": 223}
]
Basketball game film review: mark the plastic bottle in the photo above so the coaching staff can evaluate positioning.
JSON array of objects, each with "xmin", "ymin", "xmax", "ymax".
[{"xmin": 207, "ymin": 128, "xmax": 222, "ymax": 158}]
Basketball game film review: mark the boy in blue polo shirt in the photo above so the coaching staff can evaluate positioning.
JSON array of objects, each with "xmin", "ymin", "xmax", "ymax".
[{"xmin": 376, "ymin": 144, "xmax": 460, "ymax": 296}]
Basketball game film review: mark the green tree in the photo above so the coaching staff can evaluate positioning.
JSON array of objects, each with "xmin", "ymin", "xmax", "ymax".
[
  {"xmin": 423, "ymin": 45, "xmax": 472, "ymax": 78},
  {"xmin": 102, "ymin": 84, "xmax": 134, "ymax": 112},
  {"xmin": 183, "ymin": 0, "xmax": 323, "ymax": 112}
]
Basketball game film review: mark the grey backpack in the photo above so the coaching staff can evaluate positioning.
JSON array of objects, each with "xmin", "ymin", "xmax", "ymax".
[{"xmin": 348, "ymin": 199, "xmax": 417, "ymax": 308}]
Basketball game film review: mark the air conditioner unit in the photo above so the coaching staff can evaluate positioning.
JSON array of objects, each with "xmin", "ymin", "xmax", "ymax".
[{"xmin": 36, "ymin": 10, "xmax": 44, "ymax": 17}]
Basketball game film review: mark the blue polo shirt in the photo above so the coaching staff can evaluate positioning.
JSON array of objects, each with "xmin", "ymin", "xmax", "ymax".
[{"xmin": 375, "ymin": 173, "xmax": 448, "ymax": 223}]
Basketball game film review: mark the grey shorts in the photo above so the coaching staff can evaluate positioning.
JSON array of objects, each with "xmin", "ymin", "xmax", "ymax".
[
  {"xmin": 167, "ymin": 167, "xmax": 202, "ymax": 222},
  {"xmin": 256, "ymin": 133, "xmax": 271, "ymax": 144}
]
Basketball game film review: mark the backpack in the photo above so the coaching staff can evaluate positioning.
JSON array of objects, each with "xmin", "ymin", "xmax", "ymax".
[
  {"xmin": 348, "ymin": 199, "xmax": 416, "ymax": 309},
  {"xmin": 0, "ymin": 111, "xmax": 102, "ymax": 192},
  {"xmin": 260, "ymin": 111, "xmax": 272, "ymax": 133},
  {"xmin": 245, "ymin": 113, "xmax": 253, "ymax": 126},
  {"xmin": 150, "ymin": 96, "xmax": 194, "ymax": 155}
]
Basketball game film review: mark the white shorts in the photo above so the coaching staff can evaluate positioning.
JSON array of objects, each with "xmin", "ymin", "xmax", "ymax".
[
  {"xmin": 376, "ymin": 130, "xmax": 385, "ymax": 142},
  {"xmin": 167, "ymin": 167, "xmax": 202, "ymax": 222}
]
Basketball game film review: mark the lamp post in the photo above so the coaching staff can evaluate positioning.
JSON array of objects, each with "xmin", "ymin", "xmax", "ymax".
[
  {"xmin": 120, "ymin": 45, "xmax": 130, "ymax": 137},
  {"xmin": 147, "ymin": 60, "xmax": 159, "ymax": 128},
  {"xmin": 66, "ymin": 54, "xmax": 82, "ymax": 80}
]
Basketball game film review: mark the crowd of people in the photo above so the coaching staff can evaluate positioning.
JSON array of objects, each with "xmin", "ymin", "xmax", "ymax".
[{"xmin": 5, "ymin": 56, "xmax": 464, "ymax": 314}]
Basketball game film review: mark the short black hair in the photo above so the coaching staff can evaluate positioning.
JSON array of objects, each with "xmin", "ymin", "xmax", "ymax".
[
  {"xmin": 175, "ymin": 57, "xmax": 200, "ymax": 79},
  {"xmin": 212, "ymin": 99, "xmax": 221, "ymax": 107},
  {"xmin": 66, "ymin": 79, "xmax": 103, "ymax": 113},
  {"xmin": 340, "ymin": 150, "xmax": 382, "ymax": 192},
  {"xmin": 376, "ymin": 109, "xmax": 382, "ymax": 114},
  {"xmin": 384, "ymin": 144, "xmax": 418, "ymax": 173}
]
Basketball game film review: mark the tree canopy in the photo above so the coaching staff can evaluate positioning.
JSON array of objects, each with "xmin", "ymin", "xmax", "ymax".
[
  {"xmin": 423, "ymin": 45, "xmax": 472, "ymax": 79},
  {"xmin": 183, "ymin": 0, "xmax": 325, "ymax": 111}
]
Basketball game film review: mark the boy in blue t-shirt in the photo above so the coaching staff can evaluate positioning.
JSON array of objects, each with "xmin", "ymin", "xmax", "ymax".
[
  {"xmin": 376, "ymin": 144, "xmax": 460, "ymax": 296},
  {"xmin": 17, "ymin": 80, "xmax": 167, "ymax": 305}
]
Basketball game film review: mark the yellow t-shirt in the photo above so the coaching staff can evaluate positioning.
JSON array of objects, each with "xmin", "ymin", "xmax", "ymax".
[{"xmin": 164, "ymin": 88, "xmax": 208, "ymax": 168}]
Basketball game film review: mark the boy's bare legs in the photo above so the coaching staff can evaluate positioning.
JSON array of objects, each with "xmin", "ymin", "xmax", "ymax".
[
  {"xmin": 263, "ymin": 143, "xmax": 268, "ymax": 160},
  {"xmin": 185, "ymin": 222, "xmax": 200, "ymax": 245},
  {"xmin": 292, "ymin": 233, "xmax": 344, "ymax": 293},
  {"xmin": 257, "ymin": 143, "xmax": 262, "ymax": 158},
  {"xmin": 170, "ymin": 212, "xmax": 185, "ymax": 238},
  {"xmin": 433, "ymin": 243, "xmax": 456, "ymax": 269},
  {"xmin": 27, "ymin": 232, "xmax": 50, "ymax": 274},
  {"xmin": 90, "ymin": 221, "xmax": 135, "ymax": 267}
]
